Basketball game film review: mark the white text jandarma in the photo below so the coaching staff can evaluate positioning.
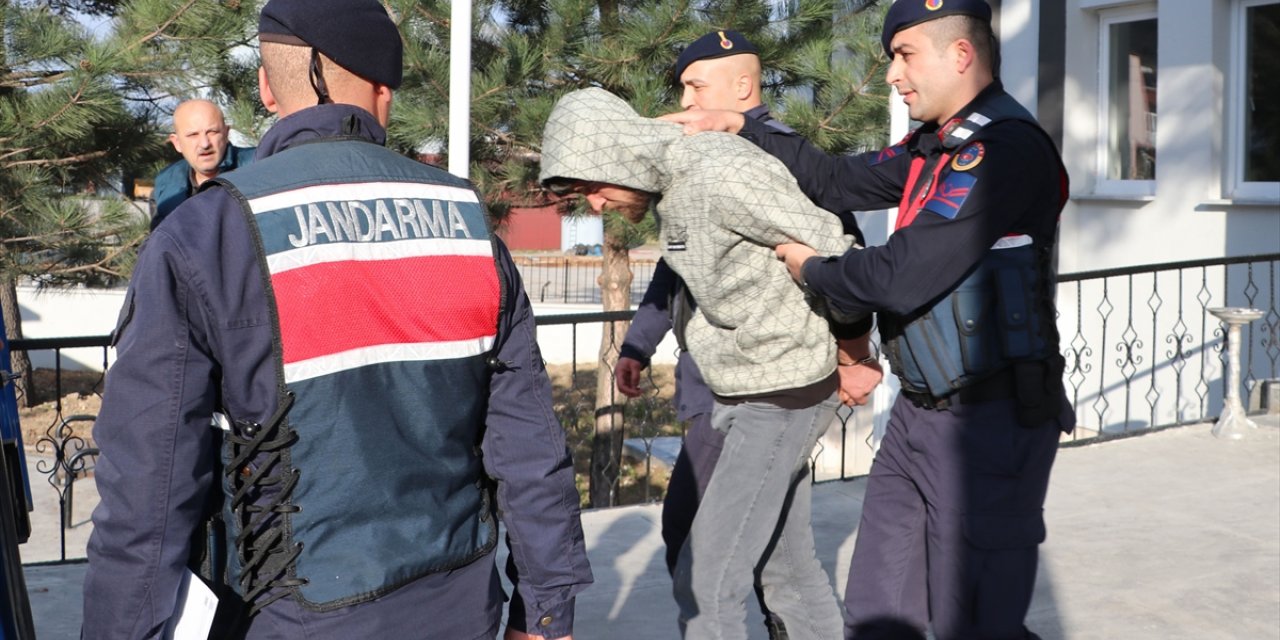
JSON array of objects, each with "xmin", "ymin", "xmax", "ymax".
[{"xmin": 286, "ymin": 198, "xmax": 474, "ymax": 248}]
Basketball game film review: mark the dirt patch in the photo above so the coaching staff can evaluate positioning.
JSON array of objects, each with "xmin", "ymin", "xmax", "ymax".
[
  {"xmin": 545, "ymin": 362, "xmax": 684, "ymax": 506},
  {"xmin": 16, "ymin": 369, "xmax": 103, "ymax": 448}
]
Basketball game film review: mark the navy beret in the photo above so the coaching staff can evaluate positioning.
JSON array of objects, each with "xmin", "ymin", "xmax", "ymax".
[
  {"xmin": 673, "ymin": 30, "xmax": 759, "ymax": 83},
  {"xmin": 881, "ymin": 0, "xmax": 992, "ymax": 57},
  {"xmin": 259, "ymin": 0, "xmax": 403, "ymax": 89}
]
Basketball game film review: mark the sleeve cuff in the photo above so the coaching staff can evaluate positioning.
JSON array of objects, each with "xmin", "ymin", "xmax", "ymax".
[
  {"xmin": 508, "ymin": 597, "xmax": 576, "ymax": 639},
  {"xmin": 619, "ymin": 344, "xmax": 651, "ymax": 367},
  {"xmin": 829, "ymin": 315, "xmax": 873, "ymax": 340}
]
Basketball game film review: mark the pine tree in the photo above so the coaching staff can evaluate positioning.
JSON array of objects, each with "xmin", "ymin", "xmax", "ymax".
[
  {"xmin": 0, "ymin": 0, "xmax": 257, "ymax": 406},
  {"xmin": 391, "ymin": 0, "xmax": 890, "ymax": 507}
]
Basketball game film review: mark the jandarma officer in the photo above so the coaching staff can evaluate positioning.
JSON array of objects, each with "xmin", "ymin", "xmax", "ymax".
[
  {"xmin": 82, "ymin": 1, "xmax": 591, "ymax": 639},
  {"xmin": 665, "ymin": 1, "xmax": 1074, "ymax": 638}
]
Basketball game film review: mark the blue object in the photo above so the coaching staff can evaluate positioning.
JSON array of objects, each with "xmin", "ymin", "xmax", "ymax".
[
  {"xmin": 0, "ymin": 314, "xmax": 31, "ymax": 515},
  {"xmin": 674, "ymin": 29, "xmax": 759, "ymax": 82},
  {"xmin": 259, "ymin": 0, "xmax": 403, "ymax": 89},
  {"xmin": 881, "ymin": 0, "xmax": 993, "ymax": 56}
]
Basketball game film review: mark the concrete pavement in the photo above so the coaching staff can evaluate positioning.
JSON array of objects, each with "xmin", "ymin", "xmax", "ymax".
[{"xmin": 19, "ymin": 417, "xmax": 1280, "ymax": 639}]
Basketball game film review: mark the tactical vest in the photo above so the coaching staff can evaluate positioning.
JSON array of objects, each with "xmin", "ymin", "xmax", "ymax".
[
  {"xmin": 213, "ymin": 138, "xmax": 503, "ymax": 611},
  {"xmin": 881, "ymin": 94, "xmax": 1068, "ymax": 401}
]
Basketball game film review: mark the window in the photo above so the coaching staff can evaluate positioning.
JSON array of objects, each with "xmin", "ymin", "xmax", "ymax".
[
  {"xmin": 1230, "ymin": 0, "xmax": 1280, "ymax": 201},
  {"xmin": 1098, "ymin": 8, "xmax": 1157, "ymax": 192}
]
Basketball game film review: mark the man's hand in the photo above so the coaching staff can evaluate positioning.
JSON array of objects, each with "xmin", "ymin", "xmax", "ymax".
[
  {"xmin": 658, "ymin": 109, "xmax": 746, "ymax": 135},
  {"xmin": 775, "ymin": 243, "xmax": 818, "ymax": 283},
  {"xmin": 837, "ymin": 359, "xmax": 884, "ymax": 406},
  {"xmin": 504, "ymin": 630, "xmax": 571, "ymax": 640},
  {"xmin": 614, "ymin": 357, "xmax": 645, "ymax": 398}
]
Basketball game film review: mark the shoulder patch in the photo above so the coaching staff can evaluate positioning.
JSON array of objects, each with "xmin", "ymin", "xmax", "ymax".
[
  {"xmin": 951, "ymin": 142, "xmax": 985, "ymax": 171},
  {"xmin": 870, "ymin": 143, "xmax": 906, "ymax": 166},
  {"xmin": 922, "ymin": 172, "xmax": 977, "ymax": 220}
]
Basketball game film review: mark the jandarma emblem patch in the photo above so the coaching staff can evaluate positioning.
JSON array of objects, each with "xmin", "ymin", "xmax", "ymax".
[
  {"xmin": 719, "ymin": 31, "xmax": 733, "ymax": 49},
  {"xmin": 925, "ymin": 0, "xmax": 944, "ymax": 10},
  {"xmin": 951, "ymin": 142, "xmax": 985, "ymax": 171}
]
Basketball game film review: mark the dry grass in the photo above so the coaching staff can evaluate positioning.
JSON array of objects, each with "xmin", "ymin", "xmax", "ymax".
[{"xmin": 545, "ymin": 362, "xmax": 683, "ymax": 506}]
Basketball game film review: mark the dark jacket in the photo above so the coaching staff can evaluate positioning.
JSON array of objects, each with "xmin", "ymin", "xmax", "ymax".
[
  {"xmin": 84, "ymin": 104, "xmax": 591, "ymax": 640},
  {"xmin": 151, "ymin": 143, "xmax": 256, "ymax": 230},
  {"xmin": 743, "ymin": 81, "xmax": 1071, "ymax": 418},
  {"xmin": 740, "ymin": 82, "xmax": 1063, "ymax": 321}
]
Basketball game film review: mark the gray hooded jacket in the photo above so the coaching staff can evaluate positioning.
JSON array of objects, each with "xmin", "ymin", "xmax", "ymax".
[{"xmin": 541, "ymin": 88, "xmax": 858, "ymax": 396}]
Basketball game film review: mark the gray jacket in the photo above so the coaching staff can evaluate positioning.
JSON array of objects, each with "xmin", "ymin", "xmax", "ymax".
[{"xmin": 540, "ymin": 88, "xmax": 858, "ymax": 396}]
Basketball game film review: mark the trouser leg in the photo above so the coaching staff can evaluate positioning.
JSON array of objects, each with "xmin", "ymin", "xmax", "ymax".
[
  {"xmin": 755, "ymin": 413, "xmax": 844, "ymax": 640},
  {"xmin": 915, "ymin": 398, "xmax": 1061, "ymax": 640},
  {"xmin": 674, "ymin": 394, "xmax": 842, "ymax": 640},
  {"xmin": 664, "ymin": 411, "xmax": 785, "ymax": 632},
  {"xmin": 663, "ymin": 412, "xmax": 719, "ymax": 575},
  {"xmin": 844, "ymin": 400, "xmax": 929, "ymax": 640}
]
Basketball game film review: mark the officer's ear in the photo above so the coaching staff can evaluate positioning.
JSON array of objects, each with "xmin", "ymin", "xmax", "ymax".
[
  {"xmin": 951, "ymin": 37, "xmax": 978, "ymax": 75},
  {"xmin": 735, "ymin": 71, "xmax": 755, "ymax": 102},
  {"xmin": 372, "ymin": 83, "xmax": 393, "ymax": 127},
  {"xmin": 259, "ymin": 66, "xmax": 280, "ymax": 115}
]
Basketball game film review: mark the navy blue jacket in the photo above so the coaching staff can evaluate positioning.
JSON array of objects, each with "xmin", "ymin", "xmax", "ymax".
[
  {"xmin": 740, "ymin": 82, "xmax": 1064, "ymax": 321},
  {"xmin": 151, "ymin": 144, "xmax": 256, "ymax": 230},
  {"xmin": 84, "ymin": 104, "xmax": 591, "ymax": 640}
]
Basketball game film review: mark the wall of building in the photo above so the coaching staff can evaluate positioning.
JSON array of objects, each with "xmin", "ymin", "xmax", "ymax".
[{"xmin": 1054, "ymin": 0, "xmax": 1278, "ymax": 274}]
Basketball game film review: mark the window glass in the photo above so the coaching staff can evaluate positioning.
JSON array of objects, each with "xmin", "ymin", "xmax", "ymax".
[
  {"xmin": 1105, "ymin": 18, "xmax": 1157, "ymax": 181},
  {"xmin": 1244, "ymin": 2, "xmax": 1280, "ymax": 183}
]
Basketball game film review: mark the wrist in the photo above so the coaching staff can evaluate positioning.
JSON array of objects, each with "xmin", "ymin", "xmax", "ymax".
[{"xmin": 838, "ymin": 354, "xmax": 878, "ymax": 367}]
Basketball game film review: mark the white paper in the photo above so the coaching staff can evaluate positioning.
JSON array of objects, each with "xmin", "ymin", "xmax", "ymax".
[{"xmin": 162, "ymin": 569, "xmax": 219, "ymax": 640}]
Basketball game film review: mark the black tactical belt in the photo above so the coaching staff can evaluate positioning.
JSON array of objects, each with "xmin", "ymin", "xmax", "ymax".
[{"xmin": 900, "ymin": 367, "xmax": 1016, "ymax": 411}]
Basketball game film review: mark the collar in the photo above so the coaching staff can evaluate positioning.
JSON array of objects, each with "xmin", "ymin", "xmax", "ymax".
[
  {"xmin": 907, "ymin": 80, "xmax": 1005, "ymax": 156},
  {"xmin": 743, "ymin": 104, "xmax": 771, "ymax": 121},
  {"xmin": 184, "ymin": 144, "xmax": 241, "ymax": 191},
  {"xmin": 256, "ymin": 104, "xmax": 387, "ymax": 160}
]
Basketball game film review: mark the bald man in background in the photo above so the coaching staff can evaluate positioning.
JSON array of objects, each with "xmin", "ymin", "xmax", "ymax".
[{"xmin": 150, "ymin": 99, "xmax": 255, "ymax": 230}]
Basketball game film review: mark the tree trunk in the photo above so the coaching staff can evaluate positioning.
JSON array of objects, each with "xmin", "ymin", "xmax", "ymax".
[
  {"xmin": 0, "ymin": 278, "xmax": 33, "ymax": 409},
  {"xmin": 589, "ymin": 227, "xmax": 632, "ymax": 508}
]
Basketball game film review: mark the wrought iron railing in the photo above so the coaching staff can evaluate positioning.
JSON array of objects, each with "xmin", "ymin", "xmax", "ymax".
[
  {"xmin": 1056, "ymin": 253, "xmax": 1279, "ymax": 440},
  {"xmin": 7, "ymin": 252, "xmax": 1278, "ymax": 562},
  {"xmin": 513, "ymin": 256, "xmax": 657, "ymax": 305},
  {"xmin": 5, "ymin": 336, "xmax": 108, "ymax": 562}
]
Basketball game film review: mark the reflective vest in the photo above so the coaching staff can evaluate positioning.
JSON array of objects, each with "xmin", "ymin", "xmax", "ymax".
[
  {"xmin": 214, "ymin": 138, "xmax": 502, "ymax": 609},
  {"xmin": 882, "ymin": 94, "xmax": 1068, "ymax": 400}
]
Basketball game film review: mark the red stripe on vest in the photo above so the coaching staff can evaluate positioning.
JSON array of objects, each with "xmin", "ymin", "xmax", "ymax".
[{"xmin": 273, "ymin": 254, "xmax": 500, "ymax": 364}]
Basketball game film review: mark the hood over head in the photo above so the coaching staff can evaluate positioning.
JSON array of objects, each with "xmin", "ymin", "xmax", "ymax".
[{"xmin": 539, "ymin": 88, "xmax": 682, "ymax": 195}]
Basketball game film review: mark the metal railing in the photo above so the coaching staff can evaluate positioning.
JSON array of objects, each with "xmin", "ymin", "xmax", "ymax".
[
  {"xmin": 7, "ymin": 252, "xmax": 1278, "ymax": 561},
  {"xmin": 514, "ymin": 256, "xmax": 658, "ymax": 304},
  {"xmin": 1056, "ymin": 253, "xmax": 1278, "ymax": 440},
  {"xmin": 6, "ymin": 336, "xmax": 108, "ymax": 562}
]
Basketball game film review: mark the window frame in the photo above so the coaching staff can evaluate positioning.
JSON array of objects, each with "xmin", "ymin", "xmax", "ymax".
[
  {"xmin": 1226, "ymin": 0, "xmax": 1280, "ymax": 202},
  {"xmin": 1094, "ymin": 4, "xmax": 1158, "ymax": 197}
]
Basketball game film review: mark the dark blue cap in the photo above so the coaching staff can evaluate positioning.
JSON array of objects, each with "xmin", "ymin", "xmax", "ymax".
[
  {"xmin": 259, "ymin": 0, "xmax": 403, "ymax": 89},
  {"xmin": 881, "ymin": 0, "xmax": 992, "ymax": 57},
  {"xmin": 673, "ymin": 30, "xmax": 759, "ymax": 83}
]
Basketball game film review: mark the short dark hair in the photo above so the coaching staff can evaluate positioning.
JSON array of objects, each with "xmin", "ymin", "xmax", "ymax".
[
  {"xmin": 925, "ymin": 15, "xmax": 1000, "ymax": 75},
  {"xmin": 542, "ymin": 177, "xmax": 586, "ymax": 196}
]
